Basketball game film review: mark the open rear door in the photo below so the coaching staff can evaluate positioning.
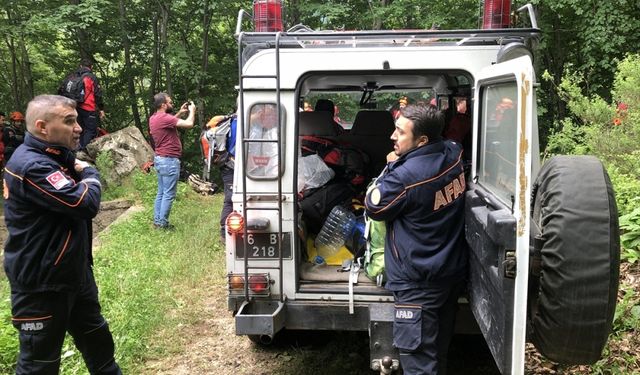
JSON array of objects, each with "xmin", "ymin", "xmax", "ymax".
[{"xmin": 466, "ymin": 55, "xmax": 535, "ymax": 375}]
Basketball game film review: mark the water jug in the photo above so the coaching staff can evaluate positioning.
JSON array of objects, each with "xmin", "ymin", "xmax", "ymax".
[{"xmin": 315, "ymin": 205, "xmax": 356, "ymax": 260}]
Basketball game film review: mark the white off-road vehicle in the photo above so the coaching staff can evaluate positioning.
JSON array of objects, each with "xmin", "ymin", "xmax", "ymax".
[{"xmin": 222, "ymin": 2, "xmax": 619, "ymax": 374}]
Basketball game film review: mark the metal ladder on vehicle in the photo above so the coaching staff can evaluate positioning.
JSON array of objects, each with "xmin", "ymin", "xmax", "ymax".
[{"xmin": 236, "ymin": 28, "xmax": 285, "ymax": 304}]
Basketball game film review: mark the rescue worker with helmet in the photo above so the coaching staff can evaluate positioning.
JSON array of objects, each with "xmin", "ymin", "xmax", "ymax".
[
  {"xmin": 3, "ymin": 111, "xmax": 26, "ymax": 162},
  {"xmin": 365, "ymin": 103, "xmax": 467, "ymax": 375}
]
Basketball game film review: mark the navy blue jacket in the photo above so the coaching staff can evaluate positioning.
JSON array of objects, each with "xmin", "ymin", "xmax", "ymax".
[
  {"xmin": 3, "ymin": 133, "xmax": 102, "ymax": 292},
  {"xmin": 365, "ymin": 139, "xmax": 467, "ymax": 291}
]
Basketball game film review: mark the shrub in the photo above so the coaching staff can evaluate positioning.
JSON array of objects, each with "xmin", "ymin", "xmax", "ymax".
[{"xmin": 545, "ymin": 53, "xmax": 640, "ymax": 279}]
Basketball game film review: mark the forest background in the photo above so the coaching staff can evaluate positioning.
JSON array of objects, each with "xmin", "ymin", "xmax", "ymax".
[
  {"xmin": 0, "ymin": 0, "xmax": 638, "ymax": 176},
  {"xmin": 1, "ymin": 0, "xmax": 640, "ymax": 373}
]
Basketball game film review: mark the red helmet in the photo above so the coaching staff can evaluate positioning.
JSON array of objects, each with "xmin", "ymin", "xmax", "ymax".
[{"xmin": 10, "ymin": 111, "xmax": 24, "ymax": 121}]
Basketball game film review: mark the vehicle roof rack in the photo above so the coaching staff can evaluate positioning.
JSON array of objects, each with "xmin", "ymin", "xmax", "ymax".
[{"xmin": 235, "ymin": 6, "xmax": 540, "ymax": 66}]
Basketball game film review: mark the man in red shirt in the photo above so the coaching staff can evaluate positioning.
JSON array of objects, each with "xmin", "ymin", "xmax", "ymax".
[
  {"xmin": 149, "ymin": 92, "xmax": 196, "ymax": 229},
  {"xmin": 75, "ymin": 58, "xmax": 105, "ymax": 151}
]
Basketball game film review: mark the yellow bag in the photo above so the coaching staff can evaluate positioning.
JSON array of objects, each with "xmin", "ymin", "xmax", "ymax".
[{"xmin": 306, "ymin": 237, "xmax": 353, "ymax": 266}]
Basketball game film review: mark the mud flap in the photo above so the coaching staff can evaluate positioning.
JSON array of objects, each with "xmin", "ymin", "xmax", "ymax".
[{"xmin": 235, "ymin": 299, "xmax": 286, "ymax": 337}]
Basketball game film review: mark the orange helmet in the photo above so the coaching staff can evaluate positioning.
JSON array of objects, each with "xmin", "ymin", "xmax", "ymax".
[{"xmin": 10, "ymin": 111, "xmax": 24, "ymax": 121}]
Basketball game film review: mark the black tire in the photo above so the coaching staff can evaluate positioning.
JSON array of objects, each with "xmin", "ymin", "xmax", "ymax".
[{"xmin": 529, "ymin": 155, "xmax": 620, "ymax": 364}]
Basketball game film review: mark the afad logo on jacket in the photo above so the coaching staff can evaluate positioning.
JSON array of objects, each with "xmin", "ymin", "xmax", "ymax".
[{"xmin": 433, "ymin": 172, "xmax": 466, "ymax": 211}]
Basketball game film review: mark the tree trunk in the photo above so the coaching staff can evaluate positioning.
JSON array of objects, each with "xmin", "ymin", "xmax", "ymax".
[
  {"xmin": 4, "ymin": 8, "xmax": 21, "ymax": 108},
  {"xmin": 4, "ymin": 34, "xmax": 21, "ymax": 109},
  {"xmin": 69, "ymin": 0, "xmax": 92, "ymax": 61},
  {"xmin": 287, "ymin": 0, "xmax": 301, "ymax": 27},
  {"xmin": 196, "ymin": 0, "xmax": 212, "ymax": 129},
  {"xmin": 159, "ymin": 2, "xmax": 172, "ymax": 96},
  {"xmin": 118, "ymin": 0, "xmax": 142, "ymax": 131},
  {"xmin": 371, "ymin": 0, "xmax": 391, "ymax": 30},
  {"xmin": 150, "ymin": 13, "xmax": 160, "ymax": 106},
  {"xmin": 19, "ymin": 34, "xmax": 34, "ymax": 100}
]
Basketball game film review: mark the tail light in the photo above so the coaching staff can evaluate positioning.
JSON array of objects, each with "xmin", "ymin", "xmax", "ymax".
[
  {"xmin": 253, "ymin": 0, "xmax": 283, "ymax": 32},
  {"xmin": 226, "ymin": 211, "xmax": 244, "ymax": 234},
  {"xmin": 227, "ymin": 273, "xmax": 271, "ymax": 296},
  {"xmin": 482, "ymin": 0, "xmax": 511, "ymax": 29},
  {"xmin": 229, "ymin": 274, "xmax": 244, "ymax": 290},
  {"xmin": 249, "ymin": 274, "xmax": 269, "ymax": 293}
]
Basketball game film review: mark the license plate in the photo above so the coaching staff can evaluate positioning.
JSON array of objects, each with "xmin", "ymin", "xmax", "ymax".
[{"xmin": 235, "ymin": 233, "xmax": 292, "ymax": 259}]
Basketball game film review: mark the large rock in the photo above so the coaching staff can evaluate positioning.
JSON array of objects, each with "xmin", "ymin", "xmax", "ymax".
[{"xmin": 85, "ymin": 126, "xmax": 154, "ymax": 186}]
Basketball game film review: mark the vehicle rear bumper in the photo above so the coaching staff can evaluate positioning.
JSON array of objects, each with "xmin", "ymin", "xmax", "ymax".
[{"xmin": 229, "ymin": 297, "xmax": 479, "ymax": 334}]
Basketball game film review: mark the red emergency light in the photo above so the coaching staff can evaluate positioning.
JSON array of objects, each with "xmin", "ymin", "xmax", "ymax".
[
  {"xmin": 482, "ymin": 0, "xmax": 511, "ymax": 29},
  {"xmin": 253, "ymin": 0, "xmax": 283, "ymax": 32}
]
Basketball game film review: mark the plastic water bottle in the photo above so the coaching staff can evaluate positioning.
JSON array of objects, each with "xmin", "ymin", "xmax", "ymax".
[
  {"xmin": 315, "ymin": 205, "xmax": 356, "ymax": 260},
  {"xmin": 312, "ymin": 255, "xmax": 326, "ymax": 267}
]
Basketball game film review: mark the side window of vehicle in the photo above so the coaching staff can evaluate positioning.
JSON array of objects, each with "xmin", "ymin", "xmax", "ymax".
[
  {"xmin": 478, "ymin": 82, "xmax": 518, "ymax": 204},
  {"xmin": 246, "ymin": 103, "xmax": 284, "ymax": 179}
]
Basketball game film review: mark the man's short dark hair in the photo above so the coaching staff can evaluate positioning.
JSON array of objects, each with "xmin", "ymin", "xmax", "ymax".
[
  {"xmin": 25, "ymin": 95, "xmax": 76, "ymax": 133},
  {"xmin": 400, "ymin": 104, "xmax": 445, "ymax": 141},
  {"xmin": 314, "ymin": 99, "xmax": 335, "ymax": 115},
  {"xmin": 153, "ymin": 92, "xmax": 169, "ymax": 110},
  {"xmin": 80, "ymin": 58, "xmax": 94, "ymax": 68}
]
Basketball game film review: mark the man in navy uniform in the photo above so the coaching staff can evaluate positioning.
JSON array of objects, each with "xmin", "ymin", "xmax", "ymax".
[
  {"xmin": 3, "ymin": 95, "xmax": 121, "ymax": 374},
  {"xmin": 365, "ymin": 104, "xmax": 467, "ymax": 375}
]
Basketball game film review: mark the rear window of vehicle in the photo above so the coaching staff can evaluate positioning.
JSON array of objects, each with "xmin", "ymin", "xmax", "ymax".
[
  {"xmin": 246, "ymin": 103, "xmax": 284, "ymax": 179},
  {"xmin": 303, "ymin": 90, "xmax": 436, "ymax": 131}
]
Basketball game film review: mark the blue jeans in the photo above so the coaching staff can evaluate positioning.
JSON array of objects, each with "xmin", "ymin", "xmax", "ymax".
[{"xmin": 153, "ymin": 156, "xmax": 180, "ymax": 227}]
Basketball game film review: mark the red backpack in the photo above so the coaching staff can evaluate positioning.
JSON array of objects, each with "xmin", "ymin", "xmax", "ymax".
[{"xmin": 300, "ymin": 135, "xmax": 369, "ymax": 186}]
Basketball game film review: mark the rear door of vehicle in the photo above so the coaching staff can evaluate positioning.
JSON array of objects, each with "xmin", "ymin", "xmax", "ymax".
[{"xmin": 466, "ymin": 55, "xmax": 535, "ymax": 375}]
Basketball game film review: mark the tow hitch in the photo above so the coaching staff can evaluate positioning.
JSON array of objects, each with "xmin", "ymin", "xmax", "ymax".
[
  {"xmin": 369, "ymin": 304, "xmax": 400, "ymax": 374},
  {"xmin": 372, "ymin": 356, "xmax": 400, "ymax": 374}
]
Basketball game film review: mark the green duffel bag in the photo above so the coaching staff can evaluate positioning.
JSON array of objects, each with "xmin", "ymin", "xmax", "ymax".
[{"xmin": 364, "ymin": 215, "xmax": 386, "ymax": 284}]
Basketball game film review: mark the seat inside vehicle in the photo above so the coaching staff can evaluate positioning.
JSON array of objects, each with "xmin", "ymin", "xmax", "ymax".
[
  {"xmin": 299, "ymin": 111, "xmax": 339, "ymax": 138},
  {"xmin": 342, "ymin": 110, "xmax": 395, "ymax": 176}
]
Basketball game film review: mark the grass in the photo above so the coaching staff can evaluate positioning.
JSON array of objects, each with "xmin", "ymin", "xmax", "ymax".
[{"xmin": 0, "ymin": 171, "xmax": 225, "ymax": 374}]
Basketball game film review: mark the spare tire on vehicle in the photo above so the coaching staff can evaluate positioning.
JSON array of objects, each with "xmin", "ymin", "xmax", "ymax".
[{"xmin": 529, "ymin": 155, "xmax": 620, "ymax": 364}]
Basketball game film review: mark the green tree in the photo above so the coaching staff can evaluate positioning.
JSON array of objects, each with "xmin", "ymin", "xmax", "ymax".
[{"xmin": 532, "ymin": 0, "xmax": 640, "ymax": 145}]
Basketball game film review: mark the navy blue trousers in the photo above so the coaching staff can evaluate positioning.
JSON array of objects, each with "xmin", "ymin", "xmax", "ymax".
[
  {"xmin": 10, "ymin": 268, "xmax": 121, "ymax": 375},
  {"xmin": 393, "ymin": 280, "xmax": 464, "ymax": 375},
  {"xmin": 77, "ymin": 107, "xmax": 98, "ymax": 150}
]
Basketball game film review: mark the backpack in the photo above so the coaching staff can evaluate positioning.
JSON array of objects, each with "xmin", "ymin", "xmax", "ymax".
[
  {"xmin": 362, "ymin": 171, "xmax": 388, "ymax": 284},
  {"xmin": 299, "ymin": 181, "xmax": 355, "ymax": 235},
  {"xmin": 201, "ymin": 114, "xmax": 235, "ymax": 176},
  {"xmin": 300, "ymin": 135, "xmax": 369, "ymax": 186},
  {"xmin": 363, "ymin": 215, "xmax": 386, "ymax": 284},
  {"xmin": 58, "ymin": 72, "xmax": 88, "ymax": 103}
]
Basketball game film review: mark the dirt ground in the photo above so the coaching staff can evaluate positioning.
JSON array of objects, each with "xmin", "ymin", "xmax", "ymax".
[
  {"xmin": 138, "ymin": 256, "xmax": 639, "ymax": 375},
  {"xmin": 140, "ymin": 276, "xmax": 501, "ymax": 375}
]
